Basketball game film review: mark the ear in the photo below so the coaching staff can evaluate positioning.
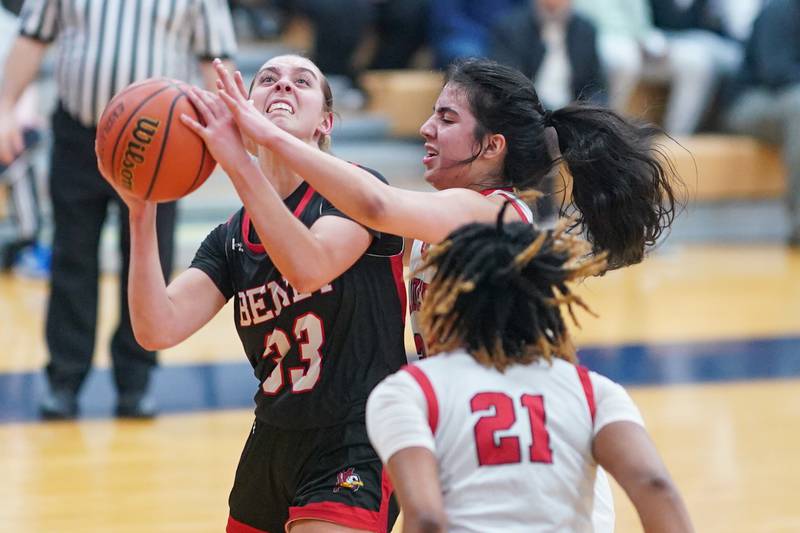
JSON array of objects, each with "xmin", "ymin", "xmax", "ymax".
[
  {"xmin": 316, "ymin": 111, "xmax": 334, "ymax": 137},
  {"xmin": 481, "ymin": 133, "xmax": 507, "ymax": 162}
]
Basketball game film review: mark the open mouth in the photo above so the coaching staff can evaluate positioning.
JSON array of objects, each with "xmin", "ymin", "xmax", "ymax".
[
  {"xmin": 422, "ymin": 145, "xmax": 439, "ymax": 165},
  {"xmin": 267, "ymin": 101, "xmax": 294, "ymax": 114}
]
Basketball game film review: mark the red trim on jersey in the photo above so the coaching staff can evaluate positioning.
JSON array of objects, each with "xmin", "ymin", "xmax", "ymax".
[
  {"xmin": 226, "ymin": 515, "xmax": 271, "ymax": 533},
  {"xmin": 576, "ymin": 365, "xmax": 596, "ymax": 423},
  {"xmin": 287, "ymin": 502, "xmax": 379, "ymax": 531},
  {"xmin": 378, "ymin": 469, "xmax": 394, "ymax": 533},
  {"xmin": 480, "ymin": 188, "xmax": 532, "ymax": 223},
  {"xmin": 479, "ymin": 187, "xmax": 514, "ymax": 195},
  {"xmin": 402, "ymin": 364, "xmax": 439, "ymax": 434},
  {"xmin": 390, "ymin": 253, "xmax": 407, "ymax": 325},
  {"xmin": 241, "ymin": 185, "xmax": 316, "ymax": 254},
  {"xmin": 496, "ymin": 191, "xmax": 532, "ymax": 223}
]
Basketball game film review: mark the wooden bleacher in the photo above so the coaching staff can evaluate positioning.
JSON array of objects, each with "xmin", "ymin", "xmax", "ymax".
[{"xmin": 358, "ymin": 71, "xmax": 786, "ymax": 202}]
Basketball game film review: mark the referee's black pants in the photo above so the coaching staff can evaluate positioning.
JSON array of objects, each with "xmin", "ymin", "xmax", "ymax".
[{"xmin": 44, "ymin": 105, "xmax": 176, "ymax": 400}]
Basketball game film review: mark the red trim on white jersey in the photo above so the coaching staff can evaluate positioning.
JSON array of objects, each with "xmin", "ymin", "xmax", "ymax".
[
  {"xmin": 390, "ymin": 253, "xmax": 407, "ymax": 325},
  {"xmin": 287, "ymin": 501, "xmax": 380, "ymax": 531},
  {"xmin": 402, "ymin": 364, "xmax": 439, "ymax": 434},
  {"xmin": 480, "ymin": 187, "xmax": 533, "ymax": 223},
  {"xmin": 226, "ymin": 515, "xmax": 271, "ymax": 533},
  {"xmin": 242, "ymin": 185, "xmax": 316, "ymax": 254},
  {"xmin": 576, "ymin": 365, "xmax": 596, "ymax": 424}
]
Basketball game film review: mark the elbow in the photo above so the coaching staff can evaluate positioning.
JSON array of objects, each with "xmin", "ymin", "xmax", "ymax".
[
  {"xmin": 359, "ymin": 191, "xmax": 389, "ymax": 229},
  {"xmin": 133, "ymin": 326, "xmax": 176, "ymax": 352},
  {"xmin": 639, "ymin": 473, "xmax": 679, "ymax": 498},
  {"xmin": 284, "ymin": 271, "xmax": 330, "ymax": 295}
]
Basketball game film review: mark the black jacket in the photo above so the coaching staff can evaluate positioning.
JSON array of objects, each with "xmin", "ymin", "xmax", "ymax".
[
  {"xmin": 726, "ymin": 0, "xmax": 800, "ymax": 102},
  {"xmin": 489, "ymin": 6, "xmax": 607, "ymax": 106}
]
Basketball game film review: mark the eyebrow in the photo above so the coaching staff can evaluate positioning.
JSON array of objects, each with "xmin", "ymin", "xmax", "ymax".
[
  {"xmin": 435, "ymin": 105, "xmax": 459, "ymax": 116},
  {"xmin": 257, "ymin": 66, "xmax": 319, "ymax": 80}
]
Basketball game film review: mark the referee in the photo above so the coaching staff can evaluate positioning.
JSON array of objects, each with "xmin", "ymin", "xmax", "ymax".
[{"xmin": 0, "ymin": 0, "xmax": 237, "ymax": 419}]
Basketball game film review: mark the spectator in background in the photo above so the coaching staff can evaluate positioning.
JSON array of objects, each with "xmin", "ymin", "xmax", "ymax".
[
  {"xmin": 490, "ymin": 0, "xmax": 606, "ymax": 223},
  {"xmin": 490, "ymin": 0, "xmax": 607, "ymax": 109},
  {"xmin": 0, "ymin": 0, "xmax": 45, "ymax": 275},
  {"xmin": 573, "ymin": 0, "xmax": 740, "ymax": 135},
  {"xmin": 722, "ymin": 0, "xmax": 800, "ymax": 247},
  {"xmin": 430, "ymin": 0, "xmax": 524, "ymax": 69},
  {"xmin": 0, "ymin": 0, "xmax": 237, "ymax": 420},
  {"xmin": 279, "ymin": 0, "xmax": 429, "ymax": 108}
]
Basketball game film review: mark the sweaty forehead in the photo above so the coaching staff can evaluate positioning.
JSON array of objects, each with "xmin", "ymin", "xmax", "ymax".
[{"xmin": 260, "ymin": 55, "xmax": 321, "ymax": 77}]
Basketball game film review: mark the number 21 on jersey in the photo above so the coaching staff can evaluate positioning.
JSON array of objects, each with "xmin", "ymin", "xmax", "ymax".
[
  {"xmin": 471, "ymin": 392, "xmax": 553, "ymax": 466},
  {"xmin": 261, "ymin": 312, "xmax": 325, "ymax": 395}
]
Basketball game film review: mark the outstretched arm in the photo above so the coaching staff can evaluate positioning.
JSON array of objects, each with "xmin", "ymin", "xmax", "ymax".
[
  {"xmin": 181, "ymin": 88, "xmax": 372, "ymax": 293},
  {"xmin": 594, "ymin": 422, "xmax": 694, "ymax": 533},
  {"xmin": 213, "ymin": 61, "xmax": 506, "ymax": 245}
]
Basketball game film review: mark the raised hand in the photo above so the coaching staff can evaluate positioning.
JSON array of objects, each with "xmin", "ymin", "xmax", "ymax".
[
  {"xmin": 212, "ymin": 58, "xmax": 280, "ymax": 146},
  {"xmin": 180, "ymin": 86, "xmax": 251, "ymax": 175}
]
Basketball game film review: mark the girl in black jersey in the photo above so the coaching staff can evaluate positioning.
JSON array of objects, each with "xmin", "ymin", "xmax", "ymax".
[
  {"xmin": 211, "ymin": 56, "xmax": 683, "ymax": 532},
  {"xmin": 100, "ymin": 55, "xmax": 405, "ymax": 533}
]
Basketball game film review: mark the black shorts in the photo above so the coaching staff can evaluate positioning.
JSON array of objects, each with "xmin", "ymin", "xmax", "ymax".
[{"xmin": 226, "ymin": 418, "xmax": 399, "ymax": 533}]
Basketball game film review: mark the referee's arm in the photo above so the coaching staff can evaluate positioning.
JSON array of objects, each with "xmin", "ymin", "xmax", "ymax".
[{"xmin": 0, "ymin": 35, "xmax": 48, "ymax": 164}]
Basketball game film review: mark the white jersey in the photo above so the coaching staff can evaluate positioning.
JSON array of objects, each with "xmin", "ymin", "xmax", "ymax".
[
  {"xmin": 366, "ymin": 352, "xmax": 643, "ymax": 533},
  {"xmin": 408, "ymin": 188, "xmax": 534, "ymax": 359}
]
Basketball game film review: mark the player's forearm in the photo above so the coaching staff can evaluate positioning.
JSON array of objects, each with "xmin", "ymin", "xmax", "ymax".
[
  {"xmin": 0, "ymin": 36, "xmax": 47, "ymax": 112},
  {"xmin": 264, "ymin": 130, "xmax": 398, "ymax": 231},
  {"xmin": 227, "ymin": 158, "xmax": 335, "ymax": 293},
  {"xmin": 629, "ymin": 479, "xmax": 694, "ymax": 533},
  {"xmin": 126, "ymin": 206, "xmax": 180, "ymax": 349}
]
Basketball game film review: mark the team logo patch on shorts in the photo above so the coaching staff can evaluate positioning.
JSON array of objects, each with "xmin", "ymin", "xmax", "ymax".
[{"xmin": 334, "ymin": 468, "xmax": 364, "ymax": 493}]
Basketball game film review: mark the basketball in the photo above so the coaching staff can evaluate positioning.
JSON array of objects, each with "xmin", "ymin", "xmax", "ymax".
[{"xmin": 96, "ymin": 78, "xmax": 216, "ymax": 202}]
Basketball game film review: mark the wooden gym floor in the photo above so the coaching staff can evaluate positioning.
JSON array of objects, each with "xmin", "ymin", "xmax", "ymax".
[{"xmin": 2, "ymin": 244, "xmax": 800, "ymax": 532}]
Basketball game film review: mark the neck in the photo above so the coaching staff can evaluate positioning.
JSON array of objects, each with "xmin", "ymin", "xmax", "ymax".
[
  {"xmin": 466, "ymin": 175, "xmax": 509, "ymax": 193},
  {"xmin": 257, "ymin": 145, "xmax": 306, "ymax": 198}
]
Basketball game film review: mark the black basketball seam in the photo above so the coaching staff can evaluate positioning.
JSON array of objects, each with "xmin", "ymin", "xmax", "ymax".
[
  {"xmin": 144, "ymin": 89, "xmax": 184, "ymax": 200},
  {"xmin": 109, "ymin": 80, "xmax": 174, "ymax": 182}
]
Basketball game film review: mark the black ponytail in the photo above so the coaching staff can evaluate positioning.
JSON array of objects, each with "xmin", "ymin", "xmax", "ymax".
[
  {"xmin": 548, "ymin": 105, "xmax": 680, "ymax": 270},
  {"xmin": 445, "ymin": 58, "xmax": 683, "ymax": 271}
]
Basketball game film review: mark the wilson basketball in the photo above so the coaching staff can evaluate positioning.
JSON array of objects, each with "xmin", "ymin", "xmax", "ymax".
[{"xmin": 96, "ymin": 78, "xmax": 216, "ymax": 202}]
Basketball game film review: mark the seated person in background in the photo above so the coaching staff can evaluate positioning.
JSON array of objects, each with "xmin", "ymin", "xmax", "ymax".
[
  {"xmin": 573, "ymin": 0, "xmax": 740, "ymax": 135},
  {"xmin": 490, "ymin": 0, "xmax": 607, "ymax": 110},
  {"xmin": 366, "ymin": 215, "xmax": 695, "ymax": 533},
  {"xmin": 278, "ymin": 0, "xmax": 429, "ymax": 108},
  {"xmin": 722, "ymin": 0, "xmax": 800, "ymax": 247},
  {"xmin": 490, "ymin": 0, "xmax": 607, "ymax": 222},
  {"xmin": 429, "ymin": 0, "xmax": 524, "ymax": 69}
]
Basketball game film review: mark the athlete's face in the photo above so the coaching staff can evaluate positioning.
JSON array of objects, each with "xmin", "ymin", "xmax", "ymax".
[
  {"xmin": 249, "ymin": 55, "xmax": 333, "ymax": 146},
  {"xmin": 419, "ymin": 83, "xmax": 500, "ymax": 190}
]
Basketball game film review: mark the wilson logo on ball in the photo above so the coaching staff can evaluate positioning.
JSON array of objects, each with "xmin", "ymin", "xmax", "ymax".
[
  {"xmin": 120, "ymin": 117, "xmax": 160, "ymax": 190},
  {"xmin": 97, "ymin": 78, "xmax": 216, "ymax": 202}
]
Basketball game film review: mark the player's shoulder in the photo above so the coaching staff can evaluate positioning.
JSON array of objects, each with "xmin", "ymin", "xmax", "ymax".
[{"xmin": 409, "ymin": 350, "xmax": 478, "ymax": 382}]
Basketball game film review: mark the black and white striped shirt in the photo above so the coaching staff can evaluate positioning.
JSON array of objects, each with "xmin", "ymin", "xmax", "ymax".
[{"xmin": 18, "ymin": 0, "xmax": 237, "ymax": 127}]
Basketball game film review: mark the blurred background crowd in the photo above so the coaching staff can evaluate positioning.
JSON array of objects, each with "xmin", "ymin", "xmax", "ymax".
[{"xmin": 1, "ymin": 0, "xmax": 799, "ymax": 281}]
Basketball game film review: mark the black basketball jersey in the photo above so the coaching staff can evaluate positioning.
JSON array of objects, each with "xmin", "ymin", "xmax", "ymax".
[{"xmin": 190, "ymin": 170, "xmax": 407, "ymax": 429}]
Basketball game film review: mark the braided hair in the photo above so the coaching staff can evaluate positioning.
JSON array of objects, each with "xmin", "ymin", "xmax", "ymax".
[{"xmin": 416, "ymin": 204, "xmax": 607, "ymax": 371}]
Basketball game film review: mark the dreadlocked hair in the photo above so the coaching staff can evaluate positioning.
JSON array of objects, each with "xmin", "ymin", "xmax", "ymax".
[{"xmin": 416, "ymin": 204, "xmax": 607, "ymax": 371}]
